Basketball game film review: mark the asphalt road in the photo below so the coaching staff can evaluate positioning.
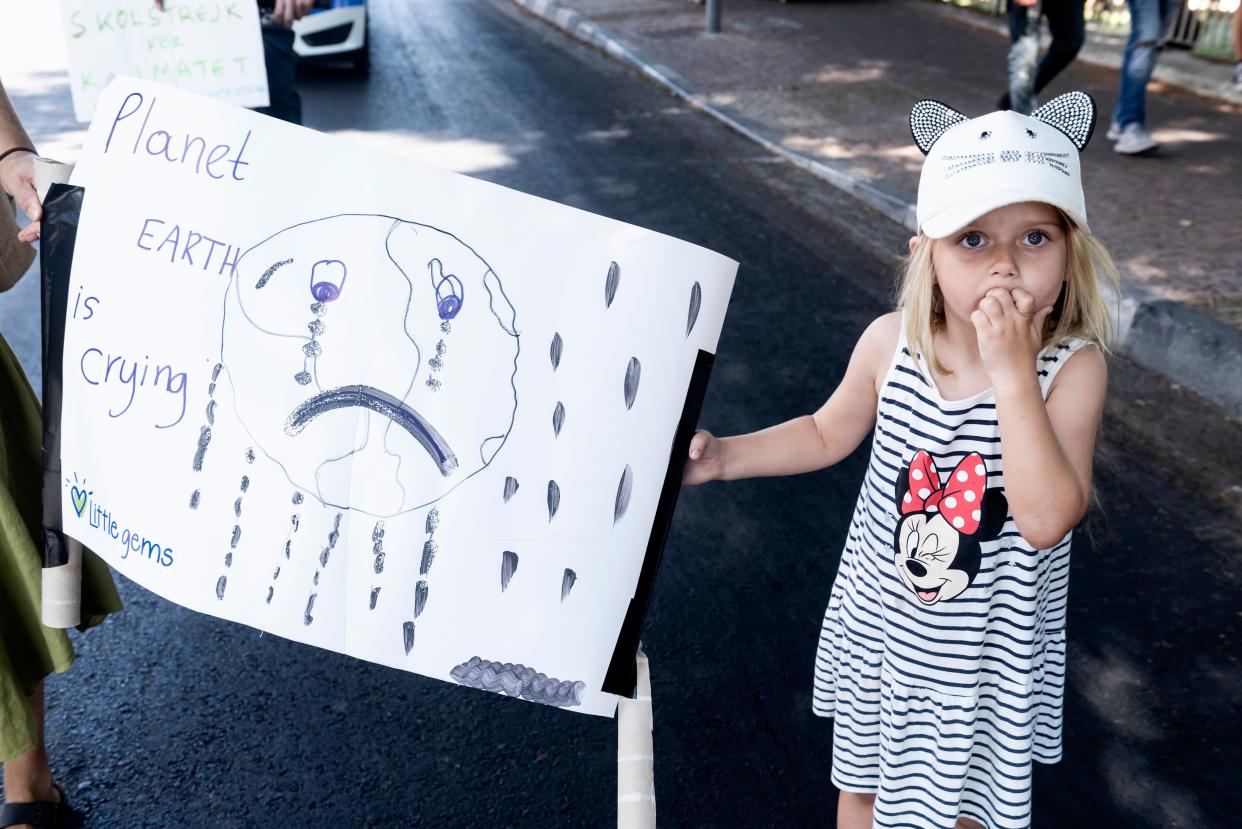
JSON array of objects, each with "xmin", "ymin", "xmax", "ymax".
[{"xmin": 2, "ymin": 1, "xmax": 1240, "ymax": 827}]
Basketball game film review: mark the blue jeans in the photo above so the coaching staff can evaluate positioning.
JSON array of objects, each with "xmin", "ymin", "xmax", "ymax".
[
  {"xmin": 1006, "ymin": 0, "xmax": 1086, "ymax": 115},
  {"xmin": 1112, "ymin": 0, "xmax": 1178, "ymax": 128}
]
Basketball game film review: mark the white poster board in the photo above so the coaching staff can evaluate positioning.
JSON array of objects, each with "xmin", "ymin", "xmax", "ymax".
[
  {"xmin": 59, "ymin": 1, "xmax": 268, "ymax": 122},
  {"xmin": 61, "ymin": 78, "xmax": 737, "ymax": 717}
]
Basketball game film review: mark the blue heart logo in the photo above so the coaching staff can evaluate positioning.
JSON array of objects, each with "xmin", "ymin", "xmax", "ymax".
[{"xmin": 71, "ymin": 486, "xmax": 88, "ymax": 517}]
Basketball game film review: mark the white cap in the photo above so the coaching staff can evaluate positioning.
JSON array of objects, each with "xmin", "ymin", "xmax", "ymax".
[{"xmin": 911, "ymin": 92, "xmax": 1097, "ymax": 239}]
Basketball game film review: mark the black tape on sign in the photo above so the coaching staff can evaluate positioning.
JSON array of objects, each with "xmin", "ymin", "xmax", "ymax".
[
  {"xmin": 40, "ymin": 184, "xmax": 84, "ymax": 569},
  {"xmin": 602, "ymin": 349, "xmax": 715, "ymax": 697}
]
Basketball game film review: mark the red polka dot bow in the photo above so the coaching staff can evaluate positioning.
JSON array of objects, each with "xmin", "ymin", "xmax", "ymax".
[{"xmin": 900, "ymin": 450, "xmax": 989, "ymax": 534}]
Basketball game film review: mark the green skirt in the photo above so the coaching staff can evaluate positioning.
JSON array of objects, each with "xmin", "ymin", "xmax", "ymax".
[{"xmin": 0, "ymin": 331, "xmax": 121, "ymax": 761}]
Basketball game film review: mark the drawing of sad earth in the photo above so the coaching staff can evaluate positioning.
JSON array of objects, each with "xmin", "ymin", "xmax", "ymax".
[{"xmin": 221, "ymin": 214, "xmax": 520, "ymax": 517}]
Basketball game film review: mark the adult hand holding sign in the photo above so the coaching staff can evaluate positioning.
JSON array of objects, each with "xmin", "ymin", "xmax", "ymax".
[
  {"xmin": 0, "ymin": 81, "xmax": 41, "ymax": 248},
  {"xmin": 154, "ymin": 0, "xmax": 315, "ymax": 28}
]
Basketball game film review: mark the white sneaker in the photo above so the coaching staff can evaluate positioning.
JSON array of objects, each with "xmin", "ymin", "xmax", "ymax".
[
  {"xmin": 1114, "ymin": 122, "xmax": 1158, "ymax": 155},
  {"xmin": 1106, "ymin": 120, "xmax": 1121, "ymax": 141}
]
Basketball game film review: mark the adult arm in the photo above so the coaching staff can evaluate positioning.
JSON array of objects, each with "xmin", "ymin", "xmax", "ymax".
[{"xmin": 0, "ymin": 78, "xmax": 41, "ymax": 252}]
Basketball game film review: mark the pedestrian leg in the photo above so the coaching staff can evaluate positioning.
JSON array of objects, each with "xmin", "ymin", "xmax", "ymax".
[
  {"xmin": 1032, "ymin": 0, "xmax": 1085, "ymax": 95},
  {"xmin": 1, "ymin": 682, "xmax": 57, "ymax": 808},
  {"xmin": 1232, "ymin": 2, "xmax": 1241, "ymax": 86},
  {"xmin": 255, "ymin": 23, "xmax": 303, "ymax": 126},
  {"xmin": 1113, "ymin": 0, "xmax": 1175, "ymax": 129},
  {"xmin": 1005, "ymin": 0, "xmax": 1042, "ymax": 114}
]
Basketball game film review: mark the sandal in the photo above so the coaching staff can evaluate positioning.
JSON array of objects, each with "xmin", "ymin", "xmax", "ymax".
[{"xmin": 0, "ymin": 785, "xmax": 84, "ymax": 829}]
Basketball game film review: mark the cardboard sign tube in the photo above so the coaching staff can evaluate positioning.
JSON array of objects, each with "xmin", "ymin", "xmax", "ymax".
[
  {"xmin": 42, "ymin": 538, "xmax": 83, "ymax": 628},
  {"xmin": 617, "ymin": 646, "xmax": 656, "ymax": 829},
  {"xmin": 40, "ymin": 182, "xmax": 85, "ymax": 626}
]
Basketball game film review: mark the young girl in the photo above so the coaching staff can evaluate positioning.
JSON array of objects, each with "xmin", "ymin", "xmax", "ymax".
[{"xmin": 684, "ymin": 92, "xmax": 1116, "ymax": 829}]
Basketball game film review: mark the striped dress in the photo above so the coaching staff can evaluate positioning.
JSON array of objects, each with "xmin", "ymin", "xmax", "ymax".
[{"xmin": 812, "ymin": 323, "xmax": 1090, "ymax": 829}]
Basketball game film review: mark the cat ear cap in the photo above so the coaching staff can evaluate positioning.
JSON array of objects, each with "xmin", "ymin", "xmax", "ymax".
[{"xmin": 910, "ymin": 92, "xmax": 1096, "ymax": 239}]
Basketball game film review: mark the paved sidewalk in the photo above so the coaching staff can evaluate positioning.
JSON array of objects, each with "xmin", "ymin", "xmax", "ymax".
[{"xmin": 510, "ymin": 0, "xmax": 1242, "ymax": 418}]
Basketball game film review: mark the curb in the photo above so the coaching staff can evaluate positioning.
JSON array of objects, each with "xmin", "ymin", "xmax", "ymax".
[
  {"xmin": 507, "ymin": 0, "xmax": 917, "ymax": 231},
  {"xmin": 507, "ymin": 0, "xmax": 1242, "ymax": 421}
]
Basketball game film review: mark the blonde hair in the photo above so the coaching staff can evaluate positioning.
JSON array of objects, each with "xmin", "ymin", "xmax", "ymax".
[{"xmin": 896, "ymin": 211, "xmax": 1121, "ymax": 376}]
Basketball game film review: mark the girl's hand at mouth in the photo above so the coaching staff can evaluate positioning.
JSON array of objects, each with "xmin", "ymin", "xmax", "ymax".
[{"xmin": 970, "ymin": 287, "xmax": 1054, "ymax": 391}]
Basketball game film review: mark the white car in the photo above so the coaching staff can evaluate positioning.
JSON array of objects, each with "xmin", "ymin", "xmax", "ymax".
[{"xmin": 292, "ymin": 0, "xmax": 369, "ymax": 76}]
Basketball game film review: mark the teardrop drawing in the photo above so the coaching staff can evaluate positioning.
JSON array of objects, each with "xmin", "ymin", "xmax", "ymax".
[
  {"xmin": 403, "ymin": 621, "xmax": 416, "ymax": 655},
  {"xmin": 501, "ymin": 550, "xmax": 519, "ymax": 591},
  {"xmin": 420, "ymin": 540, "xmax": 437, "ymax": 575},
  {"xmin": 605, "ymin": 261, "xmax": 620, "ymax": 308},
  {"xmin": 624, "ymin": 358, "xmax": 641, "ymax": 410},
  {"xmin": 547, "ymin": 480, "xmax": 561, "ymax": 522},
  {"xmin": 414, "ymin": 581, "xmax": 429, "ymax": 618},
  {"xmin": 553, "ymin": 401, "xmax": 566, "ymax": 437},
  {"xmin": 687, "ymin": 281, "xmax": 702, "ymax": 337},
  {"xmin": 614, "ymin": 465, "xmax": 634, "ymax": 524},
  {"xmin": 550, "ymin": 332, "xmax": 563, "ymax": 370}
]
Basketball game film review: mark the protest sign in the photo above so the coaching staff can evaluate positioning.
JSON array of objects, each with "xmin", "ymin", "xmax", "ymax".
[
  {"xmin": 61, "ymin": 78, "xmax": 737, "ymax": 716},
  {"xmin": 59, "ymin": 1, "xmax": 268, "ymax": 122}
]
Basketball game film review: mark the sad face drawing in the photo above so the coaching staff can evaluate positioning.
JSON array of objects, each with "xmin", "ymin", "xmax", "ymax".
[
  {"xmin": 892, "ymin": 450, "xmax": 1008, "ymax": 605},
  {"xmin": 221, "ymin": 214, "xmax": 520, "ymax": 517}
]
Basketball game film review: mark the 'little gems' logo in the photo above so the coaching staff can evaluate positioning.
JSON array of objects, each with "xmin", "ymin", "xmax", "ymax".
[
  {"xmin": 67, "ymin": 473, "xmax": 91, "ymax": 517},
  {"xmin": 64, "ymin": 472, "xmax": 175, "ymax": 568}
]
